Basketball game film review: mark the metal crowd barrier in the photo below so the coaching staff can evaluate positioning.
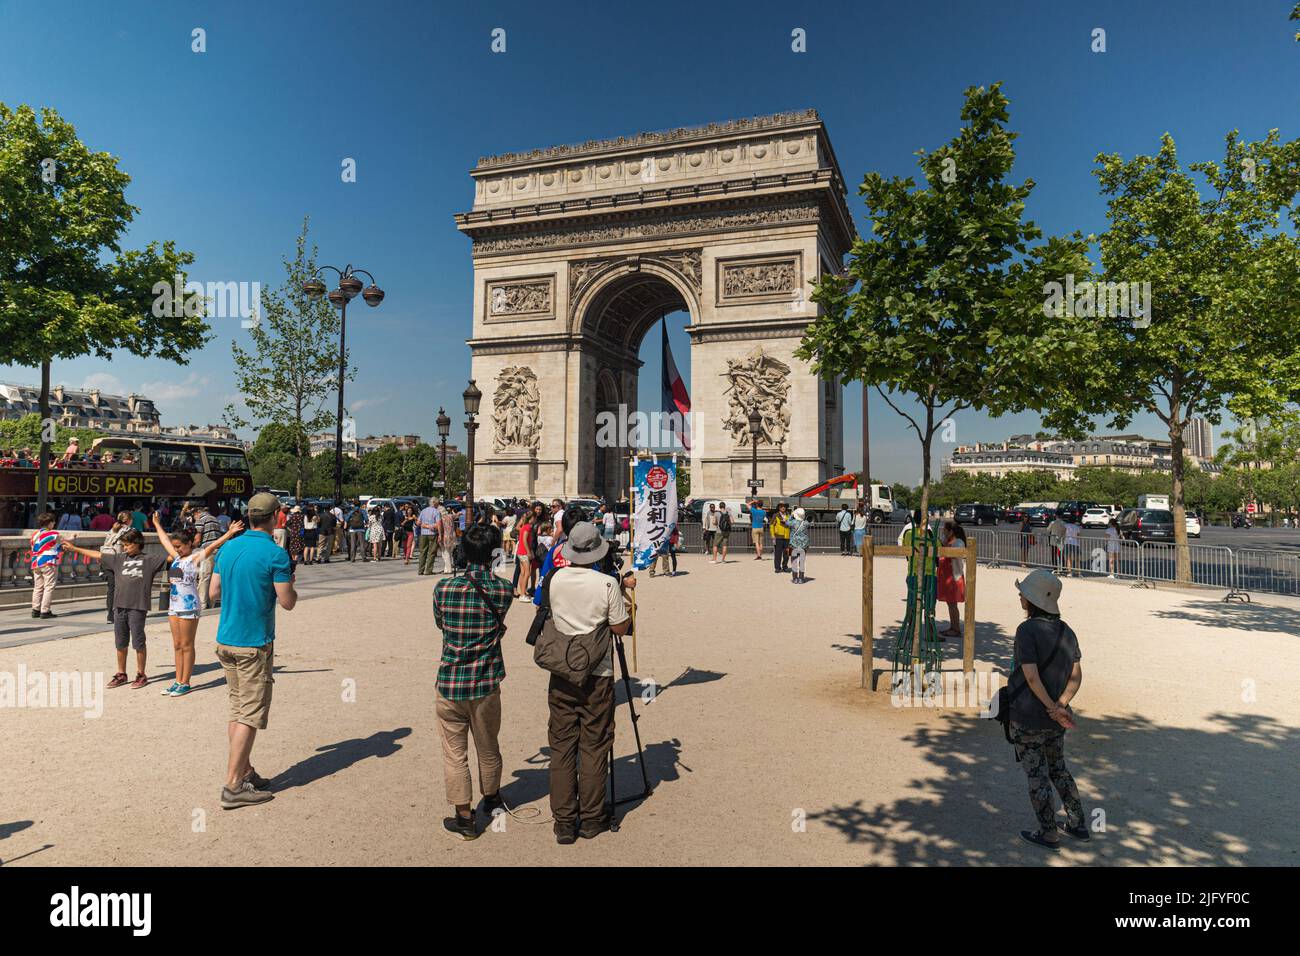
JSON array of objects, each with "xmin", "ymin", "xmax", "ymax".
[
  {"xmin": 1231, "ymin": 548, "xmax": 1300, "ymax": 598},
  {"xmin": 674, "ymin": 520, "xmax": 1293, "ymax": 602}
]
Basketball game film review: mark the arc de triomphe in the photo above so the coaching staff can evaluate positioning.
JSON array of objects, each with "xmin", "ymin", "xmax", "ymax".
[{"xmin": 455, "ymin": 109, "xmax": 856, "ymax": 501}]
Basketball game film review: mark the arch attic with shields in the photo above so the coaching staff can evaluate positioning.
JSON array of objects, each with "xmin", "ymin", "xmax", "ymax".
[{"xmin": 454, "ymin": 110, "xmax": 856, "ymax": 501}]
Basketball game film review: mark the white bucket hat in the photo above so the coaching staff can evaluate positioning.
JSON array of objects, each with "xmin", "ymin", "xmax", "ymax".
[
  {"xmin": 794, "ymin": 507, "xmax": 806, "ymax": 520},
  {"xmin": 1015, "ymin": 568, "xmax": 1062, "ymax": 615}
]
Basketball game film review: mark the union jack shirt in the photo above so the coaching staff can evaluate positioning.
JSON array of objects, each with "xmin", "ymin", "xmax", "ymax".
[
  {"xmin": 30, "ymin": 529, "xmax": 62, "ymax": 568},
  {"xmin": 432, "ymin": 565, "xmax": 512, "ymax": 701}
]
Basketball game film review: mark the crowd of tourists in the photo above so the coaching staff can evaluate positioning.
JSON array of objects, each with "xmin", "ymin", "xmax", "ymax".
[{"xmin": 12, "ymin": 483, "xmax": 1091, "ymax": 850}]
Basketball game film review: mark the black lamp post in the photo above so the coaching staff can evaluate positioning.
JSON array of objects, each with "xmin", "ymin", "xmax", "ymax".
[
  {"xmin": 747, "ymin": 406, "xmax": 763, "ymax": 497},
  {"xmin": 436, "ymin": 406, "xmax": 450, "ymax": 501},
  {"xmin": 462, "ymin": 380, "xmax": 482, "ymax": 514},
  {"xmin": 302, "ymin": 264, "xmax": 384, "ymax": 506}
]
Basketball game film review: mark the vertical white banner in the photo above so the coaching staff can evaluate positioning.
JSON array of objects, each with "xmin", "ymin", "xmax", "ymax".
[{"xmin": 632, "ymin": 458, "xmax": 677, "ymax": 570}]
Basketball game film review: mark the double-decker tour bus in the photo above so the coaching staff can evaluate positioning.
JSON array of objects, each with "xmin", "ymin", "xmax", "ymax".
[{"xmin": 0, "ymin": 435, "xmax": 252, "ymax": 530}]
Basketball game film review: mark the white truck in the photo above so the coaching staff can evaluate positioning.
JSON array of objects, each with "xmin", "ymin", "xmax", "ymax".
[{"xmin": 1137, "ymin": 494, "xmax": 1170, "ymax": 510}]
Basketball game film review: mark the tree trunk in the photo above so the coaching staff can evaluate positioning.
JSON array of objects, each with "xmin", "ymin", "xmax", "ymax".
[
  {"xmin": 37, "ymin": 360, "xmax": 51, "ymax": 516},
  {"xmin": 294, "ymin": 403, "xmax": 305, "ymax": 502},
  {"xmin": 1169, "ymin": 417, "xmax": 1191, "ymax": 584}
]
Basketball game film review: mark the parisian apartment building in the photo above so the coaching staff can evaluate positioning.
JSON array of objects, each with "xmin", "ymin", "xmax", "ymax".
[{"xmin": 943, "ymin": 430, "xmax": 1220, "ymax": 479}]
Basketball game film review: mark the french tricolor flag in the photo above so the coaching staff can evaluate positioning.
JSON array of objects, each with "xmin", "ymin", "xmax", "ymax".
[{"xmin": 661, "ymin": 319, "xmax": 691, "ymax": 450}]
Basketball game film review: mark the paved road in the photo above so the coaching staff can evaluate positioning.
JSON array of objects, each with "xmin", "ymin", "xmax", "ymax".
[{"xmin": 0, "ymin": 555, "xmax": 436, "ymax": 649}]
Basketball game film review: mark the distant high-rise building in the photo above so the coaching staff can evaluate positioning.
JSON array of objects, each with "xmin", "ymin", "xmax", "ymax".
[{"xmin": 1186, "ymin": 417, "xmax": 1214, "ymax": 460}]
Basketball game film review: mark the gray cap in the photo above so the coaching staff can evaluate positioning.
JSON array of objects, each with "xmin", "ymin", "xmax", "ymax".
[{"xmin": 559, "ymin": 521, "xmax": 610, "ymax": 566}]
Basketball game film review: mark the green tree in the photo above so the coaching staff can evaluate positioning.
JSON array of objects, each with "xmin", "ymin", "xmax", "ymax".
[
  {"xmin": 247, "ymin": 422, "xmax": 307, "ymax": 492},
  {"xmin": 224, "ymin": 218, "xmax": 346, "ymax": 501},
  {"xmin": 800, "ymin": 84, "xmax": 1093, "ymax": 527},
  {"xmin": 0, "ymin": 103, "xmax": 206, "ymax": 511},
  {"xmin": 889, "ymin": 482, "xmax": 916, "ymax": 511},
  {"xmin": 0, "ymin": 412, "xmax": 100, "ymax": 453},
  {"xmin": 1063, "ymin": 129, "xmax": 1300, "ymax": 578}
]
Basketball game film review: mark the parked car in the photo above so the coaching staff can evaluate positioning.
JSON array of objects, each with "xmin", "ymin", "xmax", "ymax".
[
  {"xmin": 1118, "ymin": 508, "xmax": 1175, "ymax": 543},
  {"xmin": 567, "ymin": 498, "xmax": 603, "ymax": 519},
  {"xmin": 1005, "ymin": 506, "xmax": 1029, "ymax": 524},
  {"xmin": 1186, "ymin": 513, "xmax": 1202, "ymax": 538},
  {"xmin": 954, "ymin": 503, "xmax": 1002, "ymax": 527},
  {"xmin": 1081, "ymin": 507, "xmax": 1111, "ymax": 528},
  {"xmin": 1055, "ymin": 500, "xmax": 1099, "ymax": 524},
  {"xmin": 1026, "ymin": 506, "xmax": 1056, "ymax": 527}
]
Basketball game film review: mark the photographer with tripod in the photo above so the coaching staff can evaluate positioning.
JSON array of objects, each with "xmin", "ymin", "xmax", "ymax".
[{"xmin": 538, "ymin": 521, "xmax": 637, "ymax": 844}]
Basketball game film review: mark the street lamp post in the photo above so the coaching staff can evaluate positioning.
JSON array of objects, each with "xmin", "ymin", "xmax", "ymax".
[
  {"xmin": 747, "ymin": 406, "xmax": 762, "ymax": 497},
  {"xmin": 462, "ymin": 380, "xmax": 482, "ymax": 516},
  {"xmin": 436, "ymin": 406, "xmax": 450, "ymax": 501},
  {"xmin": 302, "ymin": 264, "xmax": 384, "ymax": 507}
]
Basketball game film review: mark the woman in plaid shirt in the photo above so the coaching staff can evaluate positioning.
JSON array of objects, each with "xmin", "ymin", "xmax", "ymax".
[{"xmin": 432, "ymin": 523, "xmax": 513, "ymax": 840}]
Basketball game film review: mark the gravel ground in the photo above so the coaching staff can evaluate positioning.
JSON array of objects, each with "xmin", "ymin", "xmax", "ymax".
[{"xmin": 1, "ymin": 549, "xmax": 1296, "ymax": 867}]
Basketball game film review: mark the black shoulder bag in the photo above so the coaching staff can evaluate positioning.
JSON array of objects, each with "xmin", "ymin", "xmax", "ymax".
[
  {"xmin": 994, "ymin": 620, "xmax": 1066, "ymax": 749},
  {"xmin": 465, "ymin": 575, "xmax": 507, "ymax": 642},
  {"xmin": 525, "ymin": 567, "xmax": 558, "ymax": 646}
]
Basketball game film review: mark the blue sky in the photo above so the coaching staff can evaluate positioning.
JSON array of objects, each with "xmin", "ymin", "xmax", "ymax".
[{"xmin": 2, "ymin": 0, "xmax": 1296, "ymax": 482}]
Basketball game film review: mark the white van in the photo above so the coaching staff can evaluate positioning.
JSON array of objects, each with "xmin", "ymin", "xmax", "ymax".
[
  {"xmin": 700, "ymin": 500, "xmax": 751, "ymax": 527},
  {"xmin": 1137, "ymin": 494, "xmax": 1170, "ymax": 510}
]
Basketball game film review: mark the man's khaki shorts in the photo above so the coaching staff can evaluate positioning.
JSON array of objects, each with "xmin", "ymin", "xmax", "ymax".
[{"xmin": 215, "ymin": 642, "xmax": 275, "ymax": 729}]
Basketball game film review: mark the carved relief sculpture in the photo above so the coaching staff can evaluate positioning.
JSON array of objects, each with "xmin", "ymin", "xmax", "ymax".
[
  {"xmin": 658, "ymin": 250, "xmax": 702, "ymax": 290},
  {"xmin": 488, "ymin": 281, "xmax": 552, "ymax": 316},
  {"xmin": 493, "ymin": 366, "xmax": 543, "ymax": 452},
  {"xmin": 723, "ymin": 260, "xmax": 797, "ymax": 297},
  {"xmin": 474, "ymin": 203, "xmax": 818, "ymax": 254},
  {"xmin": 721, "ymin": 346, "xmax": 792, "ymax": 447}
]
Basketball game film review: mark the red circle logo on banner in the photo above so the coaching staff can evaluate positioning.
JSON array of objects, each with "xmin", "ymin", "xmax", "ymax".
[{"xmin": 646, "ymin": 466, "xmax": 669, "ymax": 490}]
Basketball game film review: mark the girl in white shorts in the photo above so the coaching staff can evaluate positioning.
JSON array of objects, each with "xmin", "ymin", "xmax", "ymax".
[{"xmin": 151, "ymin": 511, "xmax": 243, "ymax": 697}]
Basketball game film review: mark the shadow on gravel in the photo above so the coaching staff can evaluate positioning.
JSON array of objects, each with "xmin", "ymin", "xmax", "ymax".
[
  {"xmin": 499, "ymin": 737, "xmax": 691, "ymax": 820},
  {"xmin": 0, "ymin": 820, "xmax": 33, "ymax": 840},
  {"xmin": 834, "ymin": 621, "xmax": 1012, "ymax": 670},
  {"xmin": 180, "ymin": 662, "xmax": 332, "ymax": 693},
  {"xmin": 807, "ymin": 711, "xmax": 1295, "ymax": 865},
  {"xmin": 270, "ymin": 727, "xmax": 412, "ymax": 792},
  {"xmin": 1151, "ymin": 599, "xmax": 1300, "ymax": 634},
  {"xmin": 617, "ymin": 666, "xmax": 726, "ymax": 705}
]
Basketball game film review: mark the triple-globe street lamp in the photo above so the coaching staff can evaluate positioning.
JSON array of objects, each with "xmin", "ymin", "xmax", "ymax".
[{"xmin": 301, "ymin": 265, "xmax": 384, "ymax": 506}]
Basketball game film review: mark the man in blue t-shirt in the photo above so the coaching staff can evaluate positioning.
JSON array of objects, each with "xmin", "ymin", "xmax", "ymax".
[
  {"xmin": 749, "ymin": 499, "xmax": 767, "ymax": 561},
  {"xmin": 210, "ymin": 492, "xmax": 297, "ymax": 810}
]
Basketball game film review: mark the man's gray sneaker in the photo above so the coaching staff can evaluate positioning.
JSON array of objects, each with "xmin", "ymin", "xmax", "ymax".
[{"xmin": 221, "ymin": 780, "xmax": 275, "ymax": 810}]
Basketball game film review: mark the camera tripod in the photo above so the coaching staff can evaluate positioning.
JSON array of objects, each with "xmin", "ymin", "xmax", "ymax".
[{"xmin": 606, "ymin": 629, "xmax": 651, "ymax": 831}]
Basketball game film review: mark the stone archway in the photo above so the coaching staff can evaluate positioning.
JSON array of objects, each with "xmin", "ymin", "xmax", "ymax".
[{"xmin": 456, "ymin": 109, "xmax": 856, "ymax": 501}]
